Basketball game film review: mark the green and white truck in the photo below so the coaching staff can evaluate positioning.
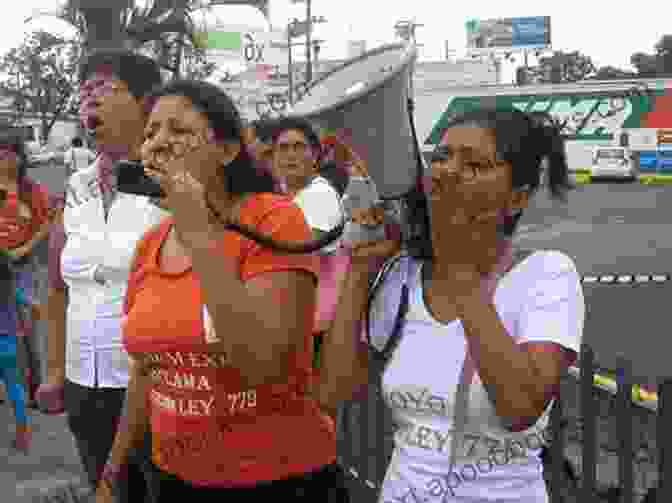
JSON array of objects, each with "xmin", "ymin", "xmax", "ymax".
[{"xmin": 414, "ymin": 78, "xmax": 672, "ymax": 177}]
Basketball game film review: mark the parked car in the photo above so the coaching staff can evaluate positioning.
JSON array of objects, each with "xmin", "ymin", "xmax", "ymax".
[{"xmin": 590, "ymin": 147, "xmax": 637, "ymax": 180}]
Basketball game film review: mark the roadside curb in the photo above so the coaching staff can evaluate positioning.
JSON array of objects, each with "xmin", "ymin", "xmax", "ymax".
[
  {"xmin": 14, "ymin": 477, "xmax": 92, "ymax": 503},
  {"xmin": 639, "ymin": 175, "xmax": 672, "ymax": 185},
  {"xmin": 580, "ymin": 274, "xmax": 672, "ymax": 284}
]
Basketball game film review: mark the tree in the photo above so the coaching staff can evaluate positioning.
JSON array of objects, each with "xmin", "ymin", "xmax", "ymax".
[
  {"xmin": 654, "ymin": 35, "xmax": 672, "ymax": 73},
  {"xmin": 0, "ymin": 30, "xmax": 79, "ymax": 142},
  {"xmin": 631, "ymin": 35, "xmax": 672, "ymax": 77},
  {"xmin": 534, "ymin": 50, "xmax": 597, "ymax": 83},
  {"xmin": 34, "ymin": 1, "xmax": 203, "ymax": 78}
]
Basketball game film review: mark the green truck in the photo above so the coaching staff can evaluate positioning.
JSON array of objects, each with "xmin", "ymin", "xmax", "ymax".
[{"xmin": 414, "ymin": 78, "xmax": 672, "ymax": 174}]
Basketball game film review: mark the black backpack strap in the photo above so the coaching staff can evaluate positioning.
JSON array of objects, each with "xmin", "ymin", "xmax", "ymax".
[{"xmin": 366, "ymin": 253, "xmax": 413, "ymax": 362}]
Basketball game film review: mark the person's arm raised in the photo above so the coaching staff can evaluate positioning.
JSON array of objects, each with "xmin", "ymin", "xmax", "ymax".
[{"xmin": 316, "ymin": 206, "xmax": 400, "ymax": 414}]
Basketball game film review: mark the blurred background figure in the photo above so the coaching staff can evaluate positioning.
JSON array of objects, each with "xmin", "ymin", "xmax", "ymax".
[
  {"xmin": 0, "ymin": 124, "xmax": 51, "ymax": 416},
  {"xmin": 270, "ymin": 117, "xmax": 343, "ymax": 241}
]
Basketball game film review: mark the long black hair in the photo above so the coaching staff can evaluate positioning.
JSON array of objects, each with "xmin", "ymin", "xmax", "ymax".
[
  {"xmin": 146, "ymin": 79, "xmax": 276, "ymax": 196},
  {"xmin": 145, "ymin": 80, "xmax": 344, "ymax": 253},
  {"xmin": 408, "ymin": 107, "xmax": 573, "ymax": 259},
  {"xmin": 80, "ymin": 49, "xmax": 162, "ymax": 100}
]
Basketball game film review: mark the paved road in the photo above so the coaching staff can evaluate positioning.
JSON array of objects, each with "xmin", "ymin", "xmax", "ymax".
[
  {"xmin": 515, "ymin": 181, "xmax": 672, "ymax": 385},
  {"xmin": 3, "ymin": 173, "xmax": 671, "ymax": 502}
]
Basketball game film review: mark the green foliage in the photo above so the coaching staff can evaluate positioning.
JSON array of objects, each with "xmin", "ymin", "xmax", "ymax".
[
  {"xmin": 52, "ymin": 1, "xmax": 207, "ymax": 78},
  {"xmin": 537, "ymin": 50, "xmax": 597, "ymax": 83},
  {"xmin": 0, "ymin": 30, "xmax": 79, "ymax": 142},
  {"xmin": 630, "ymin": 34, "xmax": 672, "ymax": 77}
]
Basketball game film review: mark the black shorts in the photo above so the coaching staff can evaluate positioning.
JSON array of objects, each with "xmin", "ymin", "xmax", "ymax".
[{"xmin": 144, "ymin": 456, "xmax": 351, "ymax": 503}]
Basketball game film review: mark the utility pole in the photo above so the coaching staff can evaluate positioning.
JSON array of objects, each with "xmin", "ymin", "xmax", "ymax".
[
  {"xmin": 305, "ymin": 0, "xmax": 312, "ymax": 82},
  {"xmin": 394, "ymin": 20, "xmax": 423, "ymax": 99},
  {"xmin": 288, "ymin": 20, "xmax": 294, "ymax": 105}
]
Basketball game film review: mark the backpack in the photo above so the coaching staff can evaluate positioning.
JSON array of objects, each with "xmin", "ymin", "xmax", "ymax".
[{"xmin": 336, "ymin": 248, "xmax": 537, "ymax": 491}]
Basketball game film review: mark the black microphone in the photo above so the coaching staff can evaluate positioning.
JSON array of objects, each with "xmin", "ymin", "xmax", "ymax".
[{"xmin": 113, "ymin": 160, "xmax": 346, "ymax": 254}]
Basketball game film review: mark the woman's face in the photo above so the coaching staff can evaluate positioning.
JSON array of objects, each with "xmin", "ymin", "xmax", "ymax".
[
  {"xmin": 141, "ymin": 95, "xmax": 217, "ymax": 180},
  {"xmin": 430, "ymin": 125, "xmax": 527, "ymax": 221},
  {"xmin": 272, "ymin": 129, "xmax": 318, "ymax": 185}
]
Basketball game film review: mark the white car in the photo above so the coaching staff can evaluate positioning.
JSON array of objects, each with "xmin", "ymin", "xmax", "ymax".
[{"xmin": 590, "ymin": 147, "xmax": 636, "ymax": 180}]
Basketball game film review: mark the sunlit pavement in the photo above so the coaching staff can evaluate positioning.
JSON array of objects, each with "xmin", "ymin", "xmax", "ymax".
[{"xmin": 3, "ymin": 403, "xmax": 92, "ymax": 503}]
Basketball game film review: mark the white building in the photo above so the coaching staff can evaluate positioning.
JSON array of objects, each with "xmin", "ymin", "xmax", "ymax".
[{"xmin": 220, "ymin": 57, "xmax": 498, "ymax": 125}]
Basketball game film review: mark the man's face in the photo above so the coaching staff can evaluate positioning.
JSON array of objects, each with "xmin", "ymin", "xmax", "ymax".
[
  {"xmin": 272, "ymin": 129, "xmax": 318, "ymax": 184},
  {"xmin": 79, "ymin": 72, "xmax": 146, "ymax": 154}
]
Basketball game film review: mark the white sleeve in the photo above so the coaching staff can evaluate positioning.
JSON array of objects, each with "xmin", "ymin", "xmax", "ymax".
[
  {"xmin": 294, "ymin": 181, "xmax": 342, "ymax": 232},
  {"xmin": 517, "ymin": 251, "xmax": 584, "ymax": 354}
]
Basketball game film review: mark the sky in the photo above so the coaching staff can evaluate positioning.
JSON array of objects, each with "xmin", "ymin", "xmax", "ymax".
[{"xmin": 2, "ymin": 0, "xmax": 669, "ymax": 76}]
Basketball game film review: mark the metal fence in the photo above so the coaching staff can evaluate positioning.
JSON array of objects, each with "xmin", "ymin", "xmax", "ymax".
[{"xmin": 336, "ymin": 343, "xmax": 672, "ymax": 502}]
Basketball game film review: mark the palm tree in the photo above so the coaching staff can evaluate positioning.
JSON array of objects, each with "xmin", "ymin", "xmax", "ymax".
[{"xmin": 28, "ymin": 1, "xmax": 203, "ymax": 78}]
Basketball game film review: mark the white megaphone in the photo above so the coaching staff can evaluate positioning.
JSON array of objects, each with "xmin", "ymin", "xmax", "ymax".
[
  {"xmin": 288, "ymin": 43, "xmax": 423, "ymax": 200},
  {"xmin": 288, "ymin": 42, "xmax": 431, "ymax": 254}
]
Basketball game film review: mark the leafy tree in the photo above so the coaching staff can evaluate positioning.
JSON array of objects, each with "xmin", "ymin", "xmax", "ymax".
[
  {"xmin": 535, "ymin": 50, "xmax": 597, "ymax": 83},
  {"xmin": 631, "ymin": 35, "xmax": 672, "ymax": 77},
  {"xmin": 0, "ymin": 30, "xmax": 79, "ymax": 142},
  {"xmin": 34, "ymin": 1, "xmax": 203, "ymax": 78}
]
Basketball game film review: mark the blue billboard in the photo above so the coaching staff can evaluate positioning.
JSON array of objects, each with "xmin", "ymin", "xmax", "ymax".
[{"xmin": 466, "ymin": 16, "xmax": 551, "ymax": 52}]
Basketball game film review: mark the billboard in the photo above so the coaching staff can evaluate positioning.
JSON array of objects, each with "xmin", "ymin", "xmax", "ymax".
[{"xmin": 466, "ymin": 16, "xmax": 551, "ymax": 55}]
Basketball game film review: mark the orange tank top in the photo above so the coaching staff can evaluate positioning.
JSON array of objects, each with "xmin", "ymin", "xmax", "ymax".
[{"xmin": 123, "ymin": 193, "xmax": 336, "ymax": 488}]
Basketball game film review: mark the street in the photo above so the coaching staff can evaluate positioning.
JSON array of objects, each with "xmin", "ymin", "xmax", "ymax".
[
  {"xmin": 5, "ymin": 170, "xmax": 672, "ymax": 502},
  {"xmin": 515, "ymin": 181, "xmax": 672, "ymax": 386}
]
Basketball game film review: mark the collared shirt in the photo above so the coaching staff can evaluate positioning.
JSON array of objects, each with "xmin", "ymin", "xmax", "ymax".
[
  {"xmin": 52, "ymin": 157, "xmax": 167, "ymax": 388},
  {"xmin": 293, "ymin": 176, "xmax": 343, "ymax": 254}
]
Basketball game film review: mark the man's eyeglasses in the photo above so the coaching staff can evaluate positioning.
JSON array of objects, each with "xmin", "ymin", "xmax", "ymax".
[{"xmin": 429, "ymin": 145, "xmax": 497, "ymax": 181}]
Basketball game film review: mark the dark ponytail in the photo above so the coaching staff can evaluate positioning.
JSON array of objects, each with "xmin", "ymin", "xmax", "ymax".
[{"xmin": 528, "ymin": 111, "xmax": 574, "ymax": 202}]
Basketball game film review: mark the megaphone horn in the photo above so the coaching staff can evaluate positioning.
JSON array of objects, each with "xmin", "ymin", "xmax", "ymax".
[{"xmin": 288, "ymin": 43, "xmax": 421, "ymax": 200}]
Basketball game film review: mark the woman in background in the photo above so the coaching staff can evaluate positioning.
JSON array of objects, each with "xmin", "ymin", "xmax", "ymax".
[
  {"xmin": 0, "ymin": 245, "xmax": 43, "ymax": 451},
  {"xmin": 0, "ymin": 125, "xmax": 50, "ymax": 411}
]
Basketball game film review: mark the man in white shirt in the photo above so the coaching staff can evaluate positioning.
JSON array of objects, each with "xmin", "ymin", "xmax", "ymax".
[
  {"xmin": 270, "ymin": 117, "xmax": 343, "ymax": 242},
  {"xmin": 37, "ymin": 49, "xmax": 166, "ymax": 503},
  {"xmin": 63, "ymin": 137, "xmax": 96, "ymax": 176},
  {"xmin": 269, "ymin": 118, "xmax": 346, "ymax": 370}
]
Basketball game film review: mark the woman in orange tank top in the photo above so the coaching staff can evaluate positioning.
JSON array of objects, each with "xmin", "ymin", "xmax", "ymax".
[{"xmin": 98, "ymin": 80, "xmax": 347, "ymax": 503}]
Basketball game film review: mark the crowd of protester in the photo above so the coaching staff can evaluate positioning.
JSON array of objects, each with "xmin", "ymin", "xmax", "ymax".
[{"xmin": 0, "ymin": 47, "xmax": 585, "ymax": 503}]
